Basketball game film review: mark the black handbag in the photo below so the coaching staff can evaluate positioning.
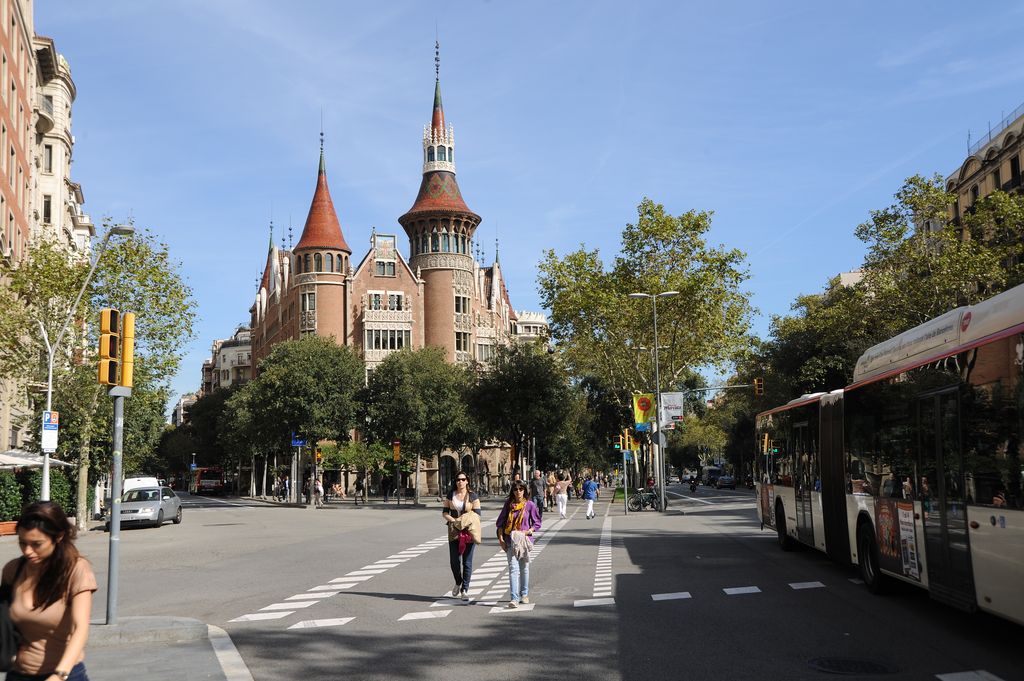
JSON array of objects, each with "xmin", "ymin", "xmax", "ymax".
[{"xmin": 0, "ymin": 557, "xmax": 26, "ymax": 671}]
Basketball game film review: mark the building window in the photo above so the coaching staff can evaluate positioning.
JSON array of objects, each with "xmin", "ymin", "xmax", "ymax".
[
  {"xmin": 301, "ymin": 291, "xmax": 316, "ymax": 312},
  {"xmin": 448, "ymin": 147, "xmax": 453, "ymax": 163},
  {"xmin": 438, "ymin": 145, "xmax": 446, "ymax": 162},
  {"xmin": 1011, "ymin": 155, "xmax": 1021, "ymax": 186},
  {"xmin": 304, "ymin": 254, "xmax": 311, "ymax": 272},
  {"xmin": 431, "ymin": 232, "xmax": 439, "ymax": 252},
  {"xmin": 42, "ymin": 194, "xmax": 51, "ymax": 224},
  {"xmin": 420, "ymin": 233, "xmax": 428, "ymax": 254},
  {"xmin": 314, "ymin": 253, "xmax": 322, "ymax": 272},
  {"xmin": 326, "ymin": 253, "xmax": 333, "ymax": 272},
  {"xmin": 970, "ymin": 184, "xmax": 979, "ymax": 205},
  {"xmin": 993, "ymin": 168, "xmax": 1001, "ymax": 192},
  {"xmin": 375, "ymin": 259, "xmax": 396, "ymax": 276},
  {"xmin": 456, "ymin": 332, "xmax": 470, "ymax": 352},
  {"xmin": 43, "ymin": 144, "xmax": 52, "ymax": 173},
  {"xmin": 369, "ymin": 292, "xmax": 383, "ymax": 310},
  {"xmin": 454, "ymin": 295, "xmax": 470, "ymax": 314},
  {"xmin": 386, "ymin": 293, "xmax": 404, "ymax": 311},
  {"xmin": 477, "ymin": 343, "xmax": 494, "ymax": 362},
  {"xmin": 427, "ymin": 146, "xmax": 435, "ymax": 162},
  {"xmin": 336, "ymin": 253, "xmax": 343, "ymax": 273}
]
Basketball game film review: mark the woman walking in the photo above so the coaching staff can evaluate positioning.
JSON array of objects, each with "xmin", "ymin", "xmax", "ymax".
[
  {"xmin": 545, "ymin": 471, "xmax": 556, "ymax": 512},
  {"xmin": 3, "ymin": 501, "xmax": 97, "ymax": 681},
  {"xmin": 442, "ymin": 471, "xmax": 481, "ymax": 601},
  {"xmin": 495, "ymin": 480, "xmax": 542, "ymax": 608},
  {"xmin": 553, "ymin": 471, "xmax": 572, "ymax": 519}
]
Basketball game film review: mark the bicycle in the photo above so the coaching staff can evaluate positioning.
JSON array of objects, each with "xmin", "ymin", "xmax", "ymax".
[{"xmin": 627, "ymin": 489, "xmax": 661, "ymax": 512}]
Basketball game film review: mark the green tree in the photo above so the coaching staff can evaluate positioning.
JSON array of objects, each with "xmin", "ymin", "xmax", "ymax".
[
  {"xmin": 363, "ymin": 348, "xmax": 468, "ymax": 495},
  {"xmin": 538, "ymin": 198, "xmax": 754, "ymax": 392},
  {"xmin": 469, "ymin": 343, "xmax": 568, "ymax": 475},
  {"xmin": 0, "ymin": 226, "xmax": 196, "ymax": 529}
]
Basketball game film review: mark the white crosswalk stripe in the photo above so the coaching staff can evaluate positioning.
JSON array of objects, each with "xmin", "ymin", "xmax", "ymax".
[{"xmin": 288, "ymin": 617, "xmax": 354, "ymax": 630}]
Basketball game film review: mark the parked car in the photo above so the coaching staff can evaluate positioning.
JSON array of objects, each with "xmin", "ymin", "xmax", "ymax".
[
  {"xmin": 111, "ymin": 486, "xmax": 182, "ymax": 529},
  {"xmin": 715, "ymin": 475, "xmax": 736, "ymax": 490}
]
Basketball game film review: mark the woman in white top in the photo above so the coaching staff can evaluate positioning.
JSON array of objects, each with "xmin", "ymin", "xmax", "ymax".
[
  {"xmin": 553, "ymin": 471, "xmax": 572, "ymax": 519},
  {"xmin": 441, "ymin": 471, "xmax": 481, "ymax": 600}
]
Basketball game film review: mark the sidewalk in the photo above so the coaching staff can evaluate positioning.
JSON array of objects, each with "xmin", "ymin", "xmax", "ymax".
[{"xmin": 84, "ymin": 616, "xmax": 250, "ymax": 681}]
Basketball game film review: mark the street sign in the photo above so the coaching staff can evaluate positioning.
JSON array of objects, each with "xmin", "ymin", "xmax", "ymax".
[
  {"xmin": 291, "ymin": 434, "xmax": 307, "ymax": 447},
  {"xmin": 190, "ymin": 463, "xmax": 197, "ymax": 471},
  {"xmin": 41, "ymin": 410, "xmax": 59, "ymax": 452},
  {"xmin": 623, "ymin": 451, "xmax": 633, "ymax": 462}
]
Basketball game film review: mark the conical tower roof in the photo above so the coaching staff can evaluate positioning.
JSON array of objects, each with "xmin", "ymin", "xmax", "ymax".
[
  {"xmin": 400, "ymin": 74, "xmax": 479, "ymax": 222},
  {"xmin": 295, "ymin": 149, "xmax": 351, "ymax": 252}
]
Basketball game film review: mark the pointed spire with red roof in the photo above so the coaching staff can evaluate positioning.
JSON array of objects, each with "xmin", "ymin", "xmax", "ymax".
[{"xmin": 295, "ymin": 136, "xmax": 351, "ymax": 253}]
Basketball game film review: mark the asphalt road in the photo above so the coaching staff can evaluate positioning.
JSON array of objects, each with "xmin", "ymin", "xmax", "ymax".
[{"xmin": 0, "ymin": 486, "xmax": 1018, "ymax": 680}]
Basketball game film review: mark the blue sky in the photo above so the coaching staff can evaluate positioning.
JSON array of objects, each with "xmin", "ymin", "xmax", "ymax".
[{"xmin": 36, "ymin": 2, "xmax": 1024, "ymax": 411}]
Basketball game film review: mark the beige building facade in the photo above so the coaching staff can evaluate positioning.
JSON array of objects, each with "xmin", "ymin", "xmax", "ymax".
[{"xmin": 946, "ymin": 101, "xmax": 1024, "ymax": 222}]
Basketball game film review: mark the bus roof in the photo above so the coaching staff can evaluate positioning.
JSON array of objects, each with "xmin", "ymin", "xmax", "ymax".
[{"xmin": 852, "ymin": 281, "xmax": 1024, "ymax": 384}]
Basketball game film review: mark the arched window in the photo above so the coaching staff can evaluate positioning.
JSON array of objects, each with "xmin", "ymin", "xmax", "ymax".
[
  {"xmin": 304, "ymin": 254, "xmax": 311, "ymax": 272},
  {"xmin": 421, "ymin": 233, "xmax": 428, "ymax": 254},
  {"xmin": 295, "ymin": 256, "xmax": 302, "ymax": 274},
  {"xmin": 427, "ymin": 146, "xmax": 435, "ymax": 162},
  {"xmin": 336, "ymin": 254, "xmax": 343, "ymax": 272},
  {"xmin": 441, "ymin": 232, "xmax": 450, "ymax": 252},
  {"xmin": 431, "ymin": 231, "xmax": 439, "ymax": 252},
  {"xmin": 438, "ymin": 145, "xmax": 446, "ymax": 162},
  {"xmin": 448, "ymin": 147, "xmax": 453, "ymax": 163},
  {"xmin": 326, "ymin": 253, "xmax": 333, "ymax": 272},
  {"xmin": 314, "ymin": 253, "xmax": 323, "ymax": 272}
]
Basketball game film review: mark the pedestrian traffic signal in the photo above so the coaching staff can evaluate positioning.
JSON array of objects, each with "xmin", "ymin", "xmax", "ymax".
[
  {"xmin": 612, "ymin": 436, "xmax": 622, "ymax": 450},
  {"xmin": 754, "ymin": 377, "xmax": 764, "ymax": 396},
  {"xmin": 316, "ymin": 447, "xmax": 323, "ymax": 463},
  {"xmin": 118, "ymin": 312, "xmax": 135, "ymax": 388},
  {"xmin": 97, "ymin": 308, "xmax": 120, "ymax": 386}
]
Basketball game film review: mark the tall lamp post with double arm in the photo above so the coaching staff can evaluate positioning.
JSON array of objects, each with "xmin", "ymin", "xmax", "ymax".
[
  {"xmin": 628, "ymin": 290, "xmax": 678, "ymax": 512},
  {"xmin": 38, "ymin": 223, "xmax": 134, "ymax": 500}
]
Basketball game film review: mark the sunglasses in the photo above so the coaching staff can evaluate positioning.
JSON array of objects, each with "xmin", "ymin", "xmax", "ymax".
[{"xmin": 456, "ymin": 478, "xmax": 468, "ymax": 482}]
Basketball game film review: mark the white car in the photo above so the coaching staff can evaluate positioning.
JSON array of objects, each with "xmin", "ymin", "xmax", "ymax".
[{"xmin": 111, "ymin": 486, "xmax": 182, "ymax": 529}]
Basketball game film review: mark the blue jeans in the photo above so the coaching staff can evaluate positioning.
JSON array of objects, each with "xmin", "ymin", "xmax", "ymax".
[
  {"xmin": 448, "ymin": 540, "xmax": 475, "ymax": 591},
  {"xmin": 531, "ymin": 495, "xmax": 544, "ymax": 517},
  {"xmin": 507, "ymin": 548, "xmax": 530, "ymax": 602},
  {"xmin": 9, "ymin": 663, "xmax": 89, "ymax": 681}
]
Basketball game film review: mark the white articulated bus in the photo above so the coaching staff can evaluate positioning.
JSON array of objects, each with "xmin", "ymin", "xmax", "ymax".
[{"xmin": 755, "ymin": 282, "xmax": 1024, "ymax": 624}]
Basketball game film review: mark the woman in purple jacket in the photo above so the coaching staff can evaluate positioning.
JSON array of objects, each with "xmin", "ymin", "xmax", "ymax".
[{"xmin": 495, "ymin": 480, "xmax": 542, "ymax": 608}]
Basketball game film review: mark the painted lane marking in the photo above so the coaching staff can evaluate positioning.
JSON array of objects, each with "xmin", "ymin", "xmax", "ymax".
[
  {"xmin": 346, "ymin": 569, "xmax": 388, "ymax": 576},
  {"xmin": 309, "ymin": 584, "xmax": 351, "ymax": 592},
  {"xmin": 399, "ymin": 609, "xmax": 452, "ymax": 621},
  {"xmin": 789, "ymin": 581, "xmax": 825, "ymax": 590},
  {"xmin": 330, "ymin": 576, "xmax": 373, "ymax": 584},
  {"xmin": 288, "ymin": 617, "xmax": 354, "ymax": 630},
  {"xmin": 229, "ymin": 611, "xmax": 293, "ymax": 622},
  {"xmin": 261, "ymin": 601, "xmax": 316, "ymax": 611},
  {"xmin": 935, "ymin": 672, "xmax": 1005, "ymax": 681},
  {"xmin": 489, "ymin": 603, "xmax": 536, "ymax": 614},
  {"xmin": 574, "ymin": 597, "xmax": 615, "ymax": 607},
  {"xmin": 286, "ymin": 593, "xmax": 336, "ymax": 600},
  {"xmin": 848, "ymin": 578, "xmax": 864, "ymax": 584},
  {"xmin": 723, "ymin": 586, "xmax": 761, "ymax": 595},
  {"xmin": 652, "ymin": 592, "xmax": 692, "ymax": 601}
]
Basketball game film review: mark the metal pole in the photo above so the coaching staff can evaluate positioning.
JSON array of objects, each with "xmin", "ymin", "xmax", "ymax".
[
  {"xmin": 651, "ymin": 296, "xmax": 666, "ymax": 512},
  {"xmin": 414, "ymin": 455, "xmax": 421, "ymax": 505},
  {"xmin": 105, "ymin": 388, "xmax": 127, "ymax": 624},
  {"xmin": 622, "ymin": 450, "xmax": 628, "ymax": 515}
]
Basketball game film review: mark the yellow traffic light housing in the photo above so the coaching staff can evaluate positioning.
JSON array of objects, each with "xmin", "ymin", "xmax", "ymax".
[
  {"xmin": 118, "ymin": 312, "xmax": 135, "ymax": 388},
  {"xmin": 98, "ymin": 308, "xmax": 120, "ymax": 386},
  {"xmin": 754, "ymin": 377, "xmax": 764, "ymax": 396}
]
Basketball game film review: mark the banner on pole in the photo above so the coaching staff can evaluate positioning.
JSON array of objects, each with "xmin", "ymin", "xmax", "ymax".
[
  {"xmin": 632, "ymin": 393, "xmax": 655, "ymax": 426},
  {"xmin": 659, "ymin": 392, "xmax": 685, "ymax": 427}
]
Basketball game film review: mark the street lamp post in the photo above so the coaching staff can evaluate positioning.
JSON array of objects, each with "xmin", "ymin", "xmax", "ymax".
[
  {"xmin": 629, "ymin": 290, "xmax": 678, "ymax": 512},
  {"xmin": 38, "ymin": 223, "xmax": 134, "ymax": 501}
]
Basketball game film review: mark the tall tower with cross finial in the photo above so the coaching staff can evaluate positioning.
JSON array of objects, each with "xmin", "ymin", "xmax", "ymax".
[{"xmin": 398, "ymin": 42, "xmax": 481, "ymax": 363}]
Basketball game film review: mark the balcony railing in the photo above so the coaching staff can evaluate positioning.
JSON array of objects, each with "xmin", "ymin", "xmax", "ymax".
[
  {"xmin": 362, "ymin": 308, "xmax": 412, "ymax": 323},
  {"xmin": 35, "ymin": 95, "xmax": 54, "ymax": 134},
  {"xmin": 969, "ymin": 100, "xmax": 1024, "ymax": 156}
]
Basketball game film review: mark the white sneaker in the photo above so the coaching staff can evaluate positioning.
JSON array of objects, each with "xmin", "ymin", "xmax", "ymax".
[
  {"xmin": 506, "ymin": 600, "xmax": 518, "ymax": 609},
  {"xmin": 452, "ymin": 584, "xmax": 460, "ymax": 597},
  {"xmin": 461, "ymin": 591, "xmax": 469, "ymax": 601},
  {"xmin": 521, "ymin": 596, "xmax": 530, "ymax": 604}
]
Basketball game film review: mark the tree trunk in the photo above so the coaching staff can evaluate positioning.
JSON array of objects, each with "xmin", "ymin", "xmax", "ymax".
[{"xmin": 74, "ymin": 387, "xmax": 102, "ymax": 531}]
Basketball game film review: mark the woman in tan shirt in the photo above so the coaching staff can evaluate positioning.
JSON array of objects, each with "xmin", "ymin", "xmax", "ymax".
[{"xmin": 4, "ymin": 501, "xmax": 97, "ymax": 681}]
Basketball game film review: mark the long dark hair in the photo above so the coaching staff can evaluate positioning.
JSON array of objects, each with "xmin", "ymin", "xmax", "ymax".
[
  {"xmin": 505, "ymin": 480, "xmax": 528, "ymax": 506},
  {"xmin": 17, "ymin": 501, "xmax": 82, "ymax": 610},
  {"xmin": 450, "ymin": 470, "xmax": 473, "ymax": 497}
]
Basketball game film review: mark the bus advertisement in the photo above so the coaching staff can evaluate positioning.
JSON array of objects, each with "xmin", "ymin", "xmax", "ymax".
[{"xmin": 755, "ymin": 281, "xmax": 1024, "ymax": 625}]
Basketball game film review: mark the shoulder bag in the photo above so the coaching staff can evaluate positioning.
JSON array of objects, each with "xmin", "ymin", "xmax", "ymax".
[{"xmin": 0, "ymin": 557, "xmax": 26, "ymax": 671}]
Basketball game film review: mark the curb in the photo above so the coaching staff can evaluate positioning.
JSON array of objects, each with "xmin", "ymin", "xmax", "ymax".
[
  {"xmin": 89, "ymin": 616, "xmax": 208, "ymax": 647},
  {"xmin": 208, "ymin": 624, "xmax": 255, "ymax": 681}
]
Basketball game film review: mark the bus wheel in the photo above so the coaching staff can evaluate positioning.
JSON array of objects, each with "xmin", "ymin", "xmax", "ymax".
[
  {"xmin": 857, "ymin": 523, "xmax": 887, "ymax": 594},
  {"xmin": 775, "ymin": 501, "xmax": 793, "ymax": 551}
]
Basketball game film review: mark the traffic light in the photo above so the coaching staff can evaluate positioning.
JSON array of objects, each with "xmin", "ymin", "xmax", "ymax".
[
  {"xmin": 316, "ymin": 447, "xmax": 323, "ymax": 463},
  {"xmin": 612, "ymin": 436, "xmax": 622, "ymax": 450},
  {"xmin": 97, "ymin": 308, "xmax": 120, "ymax": 386},
  {"xmin": 118, "ymin": 312, "xmax": 135, "ymax": 388},
  {"xmin": 754, "ymin": 377, "xmax": 764, "ymax": 396}
]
